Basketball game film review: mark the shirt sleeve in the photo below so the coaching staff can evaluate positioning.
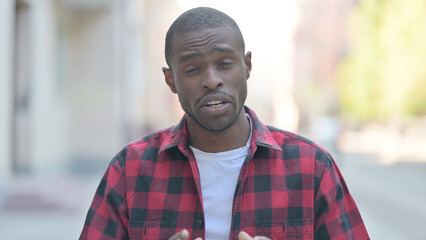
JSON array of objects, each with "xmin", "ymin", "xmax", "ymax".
[
  {"xmin": 79, "ymin": 150, "xmax": 129, "ymax": 240},
  {"xmin": 314, "ymin": 153, "xmax": 369, "ymax": 240}
]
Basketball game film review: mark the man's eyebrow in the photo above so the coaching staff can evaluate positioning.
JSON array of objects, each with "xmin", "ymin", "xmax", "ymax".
[
  {"xmin": 178, "ymin": 52, "xmax": 202, "ymax": 63},
  {"xmin": 212, "ymin": 47, "xmax": 234, "ymax": 54}
]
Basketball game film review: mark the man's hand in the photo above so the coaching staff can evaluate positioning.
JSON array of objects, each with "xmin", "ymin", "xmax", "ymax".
[
  {"xmin": 169, "ymin": 229, "xmax": 202, "ymax": 240},
  {"xmin": 238, "ymin": 231, "xmax": 271, "ymax": 240}
]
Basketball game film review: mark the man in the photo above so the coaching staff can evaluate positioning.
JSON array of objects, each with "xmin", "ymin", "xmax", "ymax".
[{"xmin": 80, "ymin": 7, "xmax": 369, "ymax": 240}]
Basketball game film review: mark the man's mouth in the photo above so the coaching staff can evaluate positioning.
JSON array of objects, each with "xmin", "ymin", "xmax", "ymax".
[{"xmin": 205, "ymin": 101, "xmax": 225, "ymax": 108}]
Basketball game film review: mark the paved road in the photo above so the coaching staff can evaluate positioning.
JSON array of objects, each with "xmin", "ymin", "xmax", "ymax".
[
  {"xmin": 338, "ymin": 154, "xmax": 426, "ymax": 240},
  {"xmin": 0, "ymin": 154, "xmax": 425, "ymax": 239}
]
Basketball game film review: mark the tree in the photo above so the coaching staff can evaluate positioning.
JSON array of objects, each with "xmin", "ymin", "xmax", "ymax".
[{"xmin": 338, "ymin": 0, "xmax": 426, "ymax": 122}]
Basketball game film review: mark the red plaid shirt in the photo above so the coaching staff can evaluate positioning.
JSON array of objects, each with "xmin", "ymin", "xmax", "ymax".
[{"xmin": 80, "ymin": 107, "xmax": 369, "ymax": 240}]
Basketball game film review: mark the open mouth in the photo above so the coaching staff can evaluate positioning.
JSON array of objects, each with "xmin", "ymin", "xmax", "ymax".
[{"xmin": 205, "ymin": 101, "xmax": 225, "ymax": 108}]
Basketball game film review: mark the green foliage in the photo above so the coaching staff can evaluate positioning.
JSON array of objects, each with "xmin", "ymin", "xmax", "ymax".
[{"xmin": 338, "ymin": 0, "xmax": 426, "ymax": 121}]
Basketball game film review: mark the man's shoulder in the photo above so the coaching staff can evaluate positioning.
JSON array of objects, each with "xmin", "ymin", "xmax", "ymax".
[
  {"xmin": 110, "ymin": 125, "xmax": 178, "ymax": 167},
  {"xmin": 126, "ymin": 125, "xmax": 176, "ymax": 149},
  {"xmin": 265, "ymin": 125, "xmax": 333, "ymax": 175},
  {"xmin": 266, "ymin": 125, "xmax": 329, "ymax": 155}
]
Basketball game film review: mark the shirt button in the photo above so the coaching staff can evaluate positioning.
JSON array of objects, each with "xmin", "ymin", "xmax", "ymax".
[{"xmin": 196, "ymin": 218, "xmax": 203, "ymax": 226}]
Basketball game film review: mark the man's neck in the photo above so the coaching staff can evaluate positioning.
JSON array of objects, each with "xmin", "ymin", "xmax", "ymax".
[{"xmin": 187, "ymin": 111, "xmax": 250, "ymax": 153}]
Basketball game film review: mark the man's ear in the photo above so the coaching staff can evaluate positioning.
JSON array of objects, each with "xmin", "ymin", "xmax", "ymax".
[
  {"xmin": 162, "ymin": 67, "xmax": 177, "ymax": 93},
  {"xmin": 244, "ymin": 51, "xmax": 252, "ymax": 79}
]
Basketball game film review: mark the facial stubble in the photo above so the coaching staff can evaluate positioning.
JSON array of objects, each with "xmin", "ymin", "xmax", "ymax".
[{"xmin": 180, "ymin": 82, "xmax": 247, "ymax": 133}]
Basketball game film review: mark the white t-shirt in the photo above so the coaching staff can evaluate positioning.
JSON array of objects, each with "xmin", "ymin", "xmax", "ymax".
[{"xmin": 190, "ymin": 114, "xmax": 252, "ymax": 240}]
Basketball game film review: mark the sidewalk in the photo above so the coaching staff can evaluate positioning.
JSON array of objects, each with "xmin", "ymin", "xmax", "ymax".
[{"xmin": 0, "ymin": 174, "xmax": 100, "ymax": 240}]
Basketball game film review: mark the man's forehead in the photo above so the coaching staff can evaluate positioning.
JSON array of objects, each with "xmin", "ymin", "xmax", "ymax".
[
  {"xmin": 177, "ymin": 46, "xmax": 236, "ymax": 64},
  {"xmin": 171, "ymin": 28, "xmax": 241, "ymax": 56},
  {"xmin": 173, "ymin": 27, "xmax": 235, "ymax": 44}
]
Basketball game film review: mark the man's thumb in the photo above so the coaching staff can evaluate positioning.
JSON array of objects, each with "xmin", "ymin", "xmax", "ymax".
[{"xmin": 238, "ymin": 231, "xmax": 252, "ymax": 240}]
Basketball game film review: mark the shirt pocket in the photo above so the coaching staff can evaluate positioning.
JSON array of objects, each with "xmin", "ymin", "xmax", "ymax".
[
  {"xmin": 128, "ymin": 220, "xmax": 176, "ymax": 240},
  {"xmin": 255, "ymin": 218, "xmax": 313, "ymax": 240}
]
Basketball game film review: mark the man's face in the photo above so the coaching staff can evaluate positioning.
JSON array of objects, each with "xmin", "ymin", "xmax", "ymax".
[{"xmin": 163, "ymin": 27, "xmax": 252, "ymax": 132}]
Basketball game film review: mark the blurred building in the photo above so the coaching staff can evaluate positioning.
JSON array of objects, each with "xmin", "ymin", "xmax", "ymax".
[
  {"xmin": 294, "ymin": 0, "xmax": 354, "ymax": 145},
  {"xmin": 0, "ymin": 0, "xmax": 182, "ymax": 178},
  {"xmin": 0, "ymin": 0, "xmax": 353, "ymax": 178},
  {"xmin": 0, "ymin": 0, "xmax": 301, "ymax": 179}
]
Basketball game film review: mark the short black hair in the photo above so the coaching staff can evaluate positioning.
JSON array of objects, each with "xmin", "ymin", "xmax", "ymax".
[{"xmin": 165, "ymin": 7, "xmax": 245, "ymax": 68}]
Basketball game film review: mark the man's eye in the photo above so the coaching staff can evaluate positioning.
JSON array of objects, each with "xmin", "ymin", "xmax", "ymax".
[
  {"xmin": 186, "ymin": 68, "xmax": 199, "ymax": 74},
  {"xmin": 218, "ymin": 62, "xmax": 232, "ymax": 67}
]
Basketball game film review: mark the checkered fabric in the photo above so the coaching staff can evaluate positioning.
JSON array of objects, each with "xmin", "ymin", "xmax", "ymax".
[{"xmin": 80, "ymin": 106, "xmax": 369, "ymax": 240}]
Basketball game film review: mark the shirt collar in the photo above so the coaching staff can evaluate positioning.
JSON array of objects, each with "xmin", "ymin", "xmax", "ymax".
[
  {"xmin": 244, "ymin": 106, "xmax": 282, "ymax": 152},
  {"xmin": 159, "ymin": 106, "xmax": 282, "ymax": 154}
]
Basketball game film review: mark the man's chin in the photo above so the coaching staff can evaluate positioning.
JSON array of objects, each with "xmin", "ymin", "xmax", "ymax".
[
  {"xmin": 195, "ymin": 118, "xmax": 235, "ymax": 133},
  {"xmin": 201, "ymin": 124, "xmax": 233, "ymax": 133},
  {"xmin": 184, "ymin": 105, "xmax": 244, "ymax": 133}
]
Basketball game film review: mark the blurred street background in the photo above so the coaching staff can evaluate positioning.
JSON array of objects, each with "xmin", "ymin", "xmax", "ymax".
[{"xmin": 0, "ymin": 0, "xmax": 425, "ymax": 239}]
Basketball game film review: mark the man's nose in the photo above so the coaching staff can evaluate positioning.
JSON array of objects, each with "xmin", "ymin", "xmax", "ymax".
[{"xmin": 202, "ymin": 67, "xmax": 223, "ymax": 90}]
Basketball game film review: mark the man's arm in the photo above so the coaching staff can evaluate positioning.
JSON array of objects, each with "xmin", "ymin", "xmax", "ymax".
[
  {"xmin": 80, "ymin": 152, "xmax": 129, "ymax": 240},
  {"xmin": 314, "ymin": 153, "xmax": 369, "ymax": 239}
]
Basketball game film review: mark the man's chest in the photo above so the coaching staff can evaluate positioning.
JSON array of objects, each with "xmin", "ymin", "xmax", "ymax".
[{"xmin": 125, "ymin": 153, "xmax": 316, "ymax": 239}]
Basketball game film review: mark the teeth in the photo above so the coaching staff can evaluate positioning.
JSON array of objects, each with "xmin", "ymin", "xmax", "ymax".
[
  {"xmin": 208, "ymin": 101, "xmax": 222, "ymax": 105},
  {"xmin": 206, "ymin": 101, "xmax": 224, "ymax": 107}
]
